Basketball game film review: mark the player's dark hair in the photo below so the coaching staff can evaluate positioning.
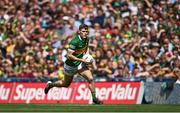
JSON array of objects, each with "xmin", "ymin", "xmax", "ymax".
[{"xmin": 79, "ymin": 24, "xmax": 88, "ymax": 30}]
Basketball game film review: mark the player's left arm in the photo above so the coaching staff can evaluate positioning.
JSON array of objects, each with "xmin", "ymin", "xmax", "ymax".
[{"xmin": 67, "ymin": 48, "xmax": 87, "ymax": 63}]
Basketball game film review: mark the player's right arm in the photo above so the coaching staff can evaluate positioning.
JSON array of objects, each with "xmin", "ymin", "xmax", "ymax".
[
  {"xmin": 66, "ymin": 40, "xmax": 88, "ymax": 64},
  {"xmin": 66, "ymin": 49, "xmax": 85, "ymax": 63}
]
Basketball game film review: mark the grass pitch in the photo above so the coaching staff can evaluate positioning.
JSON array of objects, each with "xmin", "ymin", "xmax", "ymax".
[{"xmin": 0, "ymin": 104, "xmax": 180, "ymax": 112}]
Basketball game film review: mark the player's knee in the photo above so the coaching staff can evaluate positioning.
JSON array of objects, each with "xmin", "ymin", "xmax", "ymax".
[
  {"xmin": 55, "ymin": 81, "xmax": 63, "ymax": 87},
  {"xmin": 88, "ymin": 77, "xmax": 93, "ymax": 83}
]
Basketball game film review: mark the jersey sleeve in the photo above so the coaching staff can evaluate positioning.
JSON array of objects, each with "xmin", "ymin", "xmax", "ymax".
[{"xmin": 68, "ymin": 39, "xmax": 77, "ymax": 51}]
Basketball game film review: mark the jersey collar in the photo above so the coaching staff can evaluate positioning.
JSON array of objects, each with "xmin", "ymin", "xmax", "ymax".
[{"xmin": 78, "ymin": 35, "xmax": 82, "ymax": 40}]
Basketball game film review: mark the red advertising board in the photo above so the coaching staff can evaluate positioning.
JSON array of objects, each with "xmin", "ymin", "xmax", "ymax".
[
  {"xmin": 0, "ymin": 82, "xmax": 144, "ymax": 104},
  {"xmin": 0, "ymin": 83, "xmax": 14, "ymax": 103}
]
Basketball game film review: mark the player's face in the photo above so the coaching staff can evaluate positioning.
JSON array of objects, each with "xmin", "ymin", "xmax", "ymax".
[{"xmin": 79, "ymin": 28, "xmax": 89, "ymax": 39}]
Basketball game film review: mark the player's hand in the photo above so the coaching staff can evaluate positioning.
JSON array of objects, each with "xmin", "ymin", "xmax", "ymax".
[{"xmin": 81, "ymin": 59, "xmax": 93, "ymax": 65}]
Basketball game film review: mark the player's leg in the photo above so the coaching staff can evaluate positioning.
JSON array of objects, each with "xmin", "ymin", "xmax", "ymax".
[
  {"xmin": 44, "ymin": 74, "xmax": 73, "ymax": 94},
  {"xmin": 44, "ymin": 64, "xmax": 76, "ymax": 94},
  {"xmin": 78, "ymin": 67, "xmax": 103, "ymax": 104}
]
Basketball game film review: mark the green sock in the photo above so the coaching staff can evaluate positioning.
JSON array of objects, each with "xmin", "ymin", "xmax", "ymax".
[{"xmin": 92, "ymin": 92, "xmax": 96, "ymax": 100}]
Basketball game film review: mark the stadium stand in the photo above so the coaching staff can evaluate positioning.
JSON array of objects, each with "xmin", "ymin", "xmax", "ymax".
[{"xmin": 0, "ymin": 0, "xmax": 179, "ymax": 83}]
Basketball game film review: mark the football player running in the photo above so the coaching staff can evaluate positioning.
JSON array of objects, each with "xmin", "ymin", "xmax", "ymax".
[{"xmin": 44, "ymin": 24, "xmax": 103, "ymax": 104}]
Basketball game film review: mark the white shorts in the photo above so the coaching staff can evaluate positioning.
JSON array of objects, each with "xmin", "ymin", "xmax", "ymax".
[{"xmin": 63, "ymin": 63, "xmax": 84, "ymax": 76}]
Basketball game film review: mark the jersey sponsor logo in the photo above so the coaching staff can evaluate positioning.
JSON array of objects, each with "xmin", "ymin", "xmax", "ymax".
[{"xmin": 73, "ymin": 47, "xmax": 87, "ymax": 54}]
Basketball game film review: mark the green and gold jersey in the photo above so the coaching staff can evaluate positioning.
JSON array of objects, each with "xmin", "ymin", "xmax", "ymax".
[{"xmin": 65, "ymin": 35, "xmax": 89, "ymax": 67}]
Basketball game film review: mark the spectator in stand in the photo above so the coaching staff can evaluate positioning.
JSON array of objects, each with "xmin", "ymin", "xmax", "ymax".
[{"xmin": 0, "ymin": 0, "xmax": 179, "ymax": 82}]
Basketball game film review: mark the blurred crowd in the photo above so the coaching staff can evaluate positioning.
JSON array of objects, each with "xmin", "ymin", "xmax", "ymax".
[{"xmin": 0, "ymin": 0, "xmax": 179, "ymax": 82}]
